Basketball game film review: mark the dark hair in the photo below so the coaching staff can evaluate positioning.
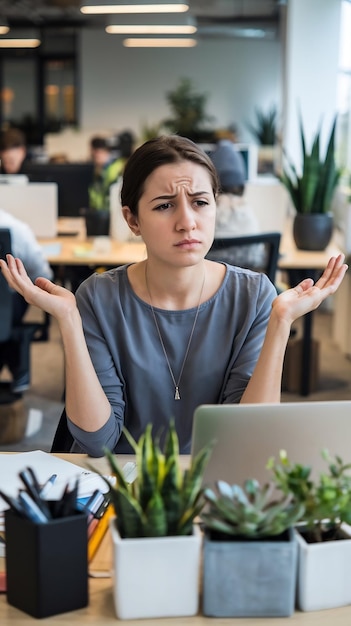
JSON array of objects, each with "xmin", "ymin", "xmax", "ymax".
[
  {"xmin": 0, "ymin": 128, "xmax": 26, "ymax": 151},
  {"xmin": 90, "ymin": 136, "xmax": 110, "ymax": 151},
  {"xmin": 121, "ymin": 135, "xmax": 219, "ymax": 216}
]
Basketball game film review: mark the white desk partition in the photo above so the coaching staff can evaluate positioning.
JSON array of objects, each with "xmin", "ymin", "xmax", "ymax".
[
  {"xmin": 245, "ymin": 177, "xmax": 291, "ymax": 234},
  {"xmin": 0, "ymin": 182, "xmax": 58, "ymax": 238}
]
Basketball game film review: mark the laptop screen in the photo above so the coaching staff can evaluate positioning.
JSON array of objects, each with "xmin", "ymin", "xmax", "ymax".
[{"xmin": 191, "ymin": 401, "xmax": 351, "ymax": 489}]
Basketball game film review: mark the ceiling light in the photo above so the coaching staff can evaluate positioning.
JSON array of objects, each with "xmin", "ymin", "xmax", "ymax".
[
  {"xmin": 107, "ymin": 24, "xmax": 195, "ymax": 33},
  {"xmin": 0, "ymin": 17, "xmax": 9, "ymax": 35},
  {"xmin": 123, "ymin": 37, "xmax": 196, "ymax": 47},
  {"xmin": 106, "ymin": 13, "xmax": 196, "ymax": 34},
  {"xmin": 0, "ymin": 39, "xmax": 41, "ymax": 48},
  {"xmin": 81, "ymin": 2, "xmax": 189, "ymax": 14}
]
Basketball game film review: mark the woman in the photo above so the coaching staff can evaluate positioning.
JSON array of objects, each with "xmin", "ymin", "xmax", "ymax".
[{"xmin": 0, "ymin": 136, "xmax": 347, "ymax": 455}]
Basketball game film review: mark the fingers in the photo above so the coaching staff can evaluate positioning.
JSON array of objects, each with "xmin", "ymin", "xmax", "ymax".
[{"xmin": 315, "ymin": 255, "xmax": 348, "ymax": 292}]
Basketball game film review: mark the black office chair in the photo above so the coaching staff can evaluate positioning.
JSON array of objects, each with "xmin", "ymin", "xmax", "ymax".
[
  {"xmin": 206, "ymin": 232, "xmax": 281, "ymax": 285},
  {"xmin": 0, "ymin": 228, "xmax": 50, "ymax": 398}
]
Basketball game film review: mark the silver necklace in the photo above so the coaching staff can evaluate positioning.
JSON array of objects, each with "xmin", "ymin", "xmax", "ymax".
[{"xmin": 145, "ymin": 267, "xmax": 206, "ymax": 401}]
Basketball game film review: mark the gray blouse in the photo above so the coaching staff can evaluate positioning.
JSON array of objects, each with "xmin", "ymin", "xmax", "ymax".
[{"xmin": 68, "ymin": 263, "xmax": 276, "ymax": 456}]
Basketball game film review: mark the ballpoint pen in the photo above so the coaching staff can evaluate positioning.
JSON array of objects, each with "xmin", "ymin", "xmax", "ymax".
[
  {"xmin": 18, "ymin": 492, "xmax": 48, "ymax": 524},
  {"xmin": 19, "ymin": 469, "xmax": 52, "ymax": 520},
  {"xmin": 40, "ymin": 474, "xmax": 57, "ymax": 498}
]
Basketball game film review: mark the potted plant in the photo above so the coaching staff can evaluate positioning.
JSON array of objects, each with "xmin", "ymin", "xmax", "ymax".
[
  {"xmin": 247, "ymin": 105, "xmax": 277, "ymax": 146},
  {"xmin": 268, "ymin": 449, "xmax": 351, "ymax": 611},
  {"xmin": 246, "ymin": 105, "xmax": 278, "ymax": 174},
  {"xmin": 280, "ymin": 114, "xmax": 342, "ymax": 251},
  {"xmin": 94, "ymin": 422, "xmax": 212, "ymax": 620},
  {"xmin": 163, "ymin": 77, "xmax": 215, "ymax": 143},
  {"xmin": 200, "ymin": 478, "xmax": 303, "ymax": 617}
]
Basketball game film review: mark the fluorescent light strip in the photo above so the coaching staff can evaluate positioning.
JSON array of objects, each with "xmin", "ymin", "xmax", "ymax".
[
  {"xmin": 0, "ymin": 39, "xmax": 41, "ymax": 48},
  {"xmin": 106, "ymin": 24, "xmax": 196, "ymax": 34},
  {"xmin": 81, "ymin": 4, "xmax": 188, "ymax": 14},
  {"xmin": 123, "ymin": 37, "xmax": 196, "ymax": 47}
]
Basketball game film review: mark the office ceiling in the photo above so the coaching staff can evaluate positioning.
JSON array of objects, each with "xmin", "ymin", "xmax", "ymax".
[{"xmin": 0, "ymin": 1, "xmax": 282, "ymax": 37}]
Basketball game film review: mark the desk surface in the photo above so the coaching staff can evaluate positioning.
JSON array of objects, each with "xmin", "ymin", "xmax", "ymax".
[
  {"xmin": 1, "ymin": 453, "xmax": 351, "ymax": 624},
  {"xmin": 41, "ymin": 217, "xmax": 344, "ymax": 270},
  {"xmin": 41, "ymin": 218, "xmax": 146, "ymax": 266}
]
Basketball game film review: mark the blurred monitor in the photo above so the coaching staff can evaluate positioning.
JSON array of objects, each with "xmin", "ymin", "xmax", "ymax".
[
  {"xmin": 0, "ymin": 174, "xmax": 29, "ymax": 185},
  {"xmin": 200, "ymin": 142, "xmax": 258, "ymax": 182},
  {"xmin": 23, "ymin": 162, "xmax": 94, "ymax": 217},
  {"xmin": 235, "ymin": 143, "xmax": 258, "ymax": 181}
]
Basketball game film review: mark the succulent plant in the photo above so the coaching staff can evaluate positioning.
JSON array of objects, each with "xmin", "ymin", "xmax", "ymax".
[
  {"xmin": 201, "ymin": 479, "xmax": 304, "ymax": 539},
  {"xmin": 267, "ymin": 449, "xmax": 351, "ymax": 542},
  {"xmin": 280, "ymin": 113, "xmax": 341, "ymax": 214},
  {"xmin": 94, "ymin": 422, "xmax": 213, "ymax": 539}
]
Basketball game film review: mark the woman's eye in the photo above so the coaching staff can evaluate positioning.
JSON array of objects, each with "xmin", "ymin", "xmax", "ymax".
[
  {"xmin": 195, "ymin": 199, "xmax": 208, "ymax": 207},
  {"xmin": 154, "ymin": 202, "xmax": 172, "ymax": 211}
]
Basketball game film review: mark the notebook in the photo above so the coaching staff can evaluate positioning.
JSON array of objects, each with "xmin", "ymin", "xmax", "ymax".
[{"xmin": 191, "ymin": 401, "xmax": 351, "ymax": 489}]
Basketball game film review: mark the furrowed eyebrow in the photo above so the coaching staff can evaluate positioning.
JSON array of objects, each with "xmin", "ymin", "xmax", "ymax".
[{"xmin": 149, "ymin": 190, "xmax": 211, "ymax": 203}]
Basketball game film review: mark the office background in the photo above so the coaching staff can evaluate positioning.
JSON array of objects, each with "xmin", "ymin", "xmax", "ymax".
[{"xmin": 0, "ymin": 0, "xmax": 347, "ymax": 172}]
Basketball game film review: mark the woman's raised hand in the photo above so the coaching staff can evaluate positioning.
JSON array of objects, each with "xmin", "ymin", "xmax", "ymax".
[
  {"xmin": 0, "ymin": 254, "xmax": 77, "ymax": 320},
  {"xmin": 272, "ymin": 254, "xmax": 348, "ymax": 325}
]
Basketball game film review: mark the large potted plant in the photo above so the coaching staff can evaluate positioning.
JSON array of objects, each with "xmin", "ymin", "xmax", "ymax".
[
  {"xmin": 95, "ymin": 422, "xmax": 212, "ymax": 620},
  {"xmin": 200, "ymin": 478, "xmax": 303, "ymax": 617},
  {"xmin": 281, "ymin": 114, "xmax": 341, "ymax": 251},
  {"xmin": 269, "ymin": 449, "xmax": 351, "ymax": 611}
]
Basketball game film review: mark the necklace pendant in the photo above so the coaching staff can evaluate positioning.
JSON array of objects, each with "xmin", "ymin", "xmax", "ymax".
[{"xmin": 174, "ymin": 387, "xmax": 181, "ymax": 400}]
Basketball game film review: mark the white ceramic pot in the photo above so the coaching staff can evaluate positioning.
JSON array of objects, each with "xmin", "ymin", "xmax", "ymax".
[
  {"xmin": 110, "ymin": 518, "xmax": 201, "ymax": 620},
  {"xmin": 296, "ymin": 524, "xmax": 351, "ymax": 611}
]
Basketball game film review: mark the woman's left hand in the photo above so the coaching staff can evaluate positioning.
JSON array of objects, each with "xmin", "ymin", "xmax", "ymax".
[{"xmin": 272, "ymin": 254, "xmax": 348, "ymax": 325}]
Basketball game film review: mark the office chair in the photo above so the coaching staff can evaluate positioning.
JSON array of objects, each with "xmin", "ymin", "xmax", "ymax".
[
  {"xmin": 0, "ymin": 228, "xmax": 49, "ymax": 398},
  {"xmin": 206, "ymin": 232, "xmax": 281, "ymax": 285}
]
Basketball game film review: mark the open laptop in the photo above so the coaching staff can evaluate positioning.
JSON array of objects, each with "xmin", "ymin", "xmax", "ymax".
[{"xmin": 191, "ymin": 401, "xmax": 351, "ymax": 489}]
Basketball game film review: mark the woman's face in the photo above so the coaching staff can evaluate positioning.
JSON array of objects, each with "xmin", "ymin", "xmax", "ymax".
[{"xmin": 125, "ymin": 160, "xmax": 216, "ymax": 268}]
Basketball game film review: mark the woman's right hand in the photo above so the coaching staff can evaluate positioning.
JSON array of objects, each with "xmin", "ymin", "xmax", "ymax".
[{"xmin": 0, "ymin": 254, "xmax": 77, "ymax": 321}]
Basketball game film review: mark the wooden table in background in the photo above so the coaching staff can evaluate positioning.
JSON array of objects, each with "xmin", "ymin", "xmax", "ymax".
[{"xmin": 278, "ymin": 225, "xmax": 343, "ymax": 396}]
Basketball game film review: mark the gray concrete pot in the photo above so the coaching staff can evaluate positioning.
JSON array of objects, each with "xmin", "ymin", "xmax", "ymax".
[{"xmin": 202, "ymin": 527, "xmax": 297, "ymax": 617}]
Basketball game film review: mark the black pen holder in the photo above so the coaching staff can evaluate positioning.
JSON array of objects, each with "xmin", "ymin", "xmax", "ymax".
[{"xmin": 5, "ymin": 506, "xmax": 88, "ymax": 618}]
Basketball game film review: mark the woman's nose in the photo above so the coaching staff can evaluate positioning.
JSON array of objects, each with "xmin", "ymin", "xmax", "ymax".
[{"xmin": 175, "ymin": 200, "xmax": 196, "ymax": 231}]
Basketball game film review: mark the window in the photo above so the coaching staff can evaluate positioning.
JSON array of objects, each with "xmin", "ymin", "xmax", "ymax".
[{"xmin": 0, "ymin": 28, "xmax": 78, "ymax": 147}]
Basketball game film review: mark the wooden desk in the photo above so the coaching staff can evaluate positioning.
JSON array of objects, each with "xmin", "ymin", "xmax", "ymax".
[
  {"xmin": 40, "ymin": 236, "xmax": 147, "ymax": 267},
  {"xmin": 2, "ymin": 453, "xmax": 351, "ymax": 624},
  {"xmin": 278, "ymin": 226, "xmax": 343, "ymax": 396}
]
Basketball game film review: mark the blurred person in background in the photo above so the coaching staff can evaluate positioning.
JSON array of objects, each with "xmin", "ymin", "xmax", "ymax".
[
  {"xmin": 0, "ymin": 209, "xmax": 53, "ymax": 392},
  {"xmin": 0, "ymin": 128, "xmax": 28, "ymax": 175},
  {"xmin": 88, "ymin": 134, "xmax": 131, "ymax": 211}
]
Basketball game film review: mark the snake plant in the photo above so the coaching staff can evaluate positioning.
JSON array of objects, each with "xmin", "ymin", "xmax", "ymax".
[
  {"xmin": 247, "ymin": 105, "xmax": 277, "ymax": 146},
  {"xmin": 201, "ymin": 479, "xmax": 304, "ymax": 538},
  {"xmin": 95, "ymin": 422, "xmax": 213, "ymax": 539},
  {"xmin": 281, "ymin": 114, "xmax": 341, "ymax": 214}
]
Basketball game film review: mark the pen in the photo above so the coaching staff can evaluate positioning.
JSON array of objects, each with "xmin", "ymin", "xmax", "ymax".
[
  {"xmin": 40, "ymin": 474, "xmax": 57, "ymax": 498},
  {"xmin": 19, "ymin": 469, "xmax": 52, "ymax": 520},
  {"xmin": 84, "ymin": 490, "xmax": 105, "ymax": 517},
  {"xmin": 0, "ymin": 490, "xmax": 25, "ymax": 517},
  {"xmin": 18, "ymin": 492, "xmax": 48, "ymax": 524}
]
